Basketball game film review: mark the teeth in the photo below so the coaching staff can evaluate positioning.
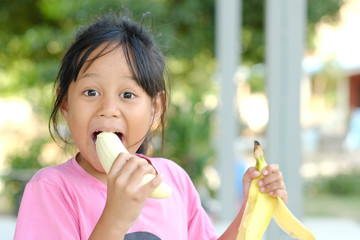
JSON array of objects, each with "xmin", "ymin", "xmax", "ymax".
[
  {"xmin": 93, "ymin": 131, "xmax": 121, "ymax": 143},
  {"xmin": 92, "ymin": 131, "xmax": 101, "ymax": 143}
]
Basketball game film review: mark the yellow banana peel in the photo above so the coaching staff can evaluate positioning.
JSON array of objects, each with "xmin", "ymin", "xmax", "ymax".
[
  {"xmin": 236, "ymin": 141, "xmax": 315, "ymax": 240},
  {"xmin": 273, "ymin": 198, "xmax": 316, "ymax": 240}
]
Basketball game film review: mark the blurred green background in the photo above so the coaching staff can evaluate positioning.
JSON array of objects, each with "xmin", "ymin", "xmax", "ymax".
[{"xmin": 2, "ymin": 0, "xmax": 360, "ymax": 226}]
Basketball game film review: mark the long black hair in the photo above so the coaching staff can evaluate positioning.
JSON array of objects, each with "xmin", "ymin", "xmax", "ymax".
[{"xmin": 49, "ymin": 10, "xmax": 168, "ymax": 154}]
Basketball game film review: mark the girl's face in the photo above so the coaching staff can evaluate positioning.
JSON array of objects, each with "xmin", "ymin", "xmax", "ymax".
[{"xmin": 60, "ymin": 45, "xmax": 162, "ymax": 173}]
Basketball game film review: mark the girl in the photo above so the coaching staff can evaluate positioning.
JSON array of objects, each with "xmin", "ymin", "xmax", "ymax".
[{"xmin": 14, "ymin": 11, "xmax": 287, "ymax": 240}]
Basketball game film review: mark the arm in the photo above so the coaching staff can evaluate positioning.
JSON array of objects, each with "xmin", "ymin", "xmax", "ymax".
[{"xmin": 218, "ymin": 164, "xmax": 288, "ymax": 240}]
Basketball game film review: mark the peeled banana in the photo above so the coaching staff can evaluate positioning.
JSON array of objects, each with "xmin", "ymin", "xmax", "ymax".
[
  {"xmin": 236, "ymin": 141, "xmax": 315, "ymax": 240},
  {"xmin": 95, "ymin": 131, "xmax": 172, "ymax": 199}
]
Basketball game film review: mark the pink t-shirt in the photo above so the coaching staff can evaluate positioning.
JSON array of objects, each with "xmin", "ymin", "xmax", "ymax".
[{"xmin": 14, "ymin": 154, "xmax": 217, "ymax": 240}]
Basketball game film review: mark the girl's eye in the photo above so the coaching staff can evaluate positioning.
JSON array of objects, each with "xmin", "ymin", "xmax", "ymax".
[
  {"xmin": 121, "ymin": 92, "xmax": 135, "ymax": 99},
  {"xmin": 84, "ymin": 89, "xmax": 99, "ymax": 97}
]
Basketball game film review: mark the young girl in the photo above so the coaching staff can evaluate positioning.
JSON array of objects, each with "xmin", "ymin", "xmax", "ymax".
[{"xmin": 14, "ymin": 11, "xmax": 288, "ymax": 240}]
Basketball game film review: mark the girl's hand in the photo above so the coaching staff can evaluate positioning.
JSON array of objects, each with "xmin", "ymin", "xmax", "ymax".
[
  {"xmin": 218, "ymin": 164, "xmax": 288, "ymax": 239},
  {"xmin": 102, "ymin": 153, "xmax": 162, "ymax": 235},
  {"xmin": 242, "ymin": 164, "xmax": 288, "ymax": 204}
]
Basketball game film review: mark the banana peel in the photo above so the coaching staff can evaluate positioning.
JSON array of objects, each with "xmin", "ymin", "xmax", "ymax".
[{"xmin": 236, "ymin": 141, "xmax": 315, "ymax": 240}]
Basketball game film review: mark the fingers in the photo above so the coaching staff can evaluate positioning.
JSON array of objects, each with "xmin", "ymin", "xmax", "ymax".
[
  {"xmin": 242, "ymin": 167, "xmax": 261, "ymax": 200},
  {"xmin": 102, "ymin": 154, "xmax": 162, "ymax": 231},
  {"xmin": 258, "ymin": 164, "xmax": 288, "ymax": 204},
  {"xmin": 141, "ymin": 174, "xmax": 162, "ymax": 195},
  {"xmin": 120, "ymin": 165, "xmax": 161, "ymax": 200},
  {"xmin": 118, "ymin": 155, "xmax": 156, "ymax": 177},
  {"xmin": 271, "ymin": 189, "xmax": 288, "ymax": 204},
  {"xmin": 243, "ymin": 167, "xmax": 261, "ymax": 183},
  {"xmin": 107, "ymin": 153, "xmax": 158, "ymax": 199},
  {"xmin": 107, "ymin": 152, "xmax": 130, "ymax": 175},
  {"xmin": 261, "ymin": 164, "xmax": 279, "ymax": 176},
  {"xmin": 260, "ymin": 164, "xmax": 282, "ymax": 191},
  {"xmin": 109, "ymin": 153, "xmax": 156, "ymax": 176}
]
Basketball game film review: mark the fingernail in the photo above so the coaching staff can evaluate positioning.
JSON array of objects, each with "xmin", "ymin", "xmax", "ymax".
[
  {"xmin": 260, "ymin": 187, "xmax": 265, "ymax": 192},
  {"xmin": 263, "ymin": 170, "xmax": 268, "ymax": 175},
  {"xmin": 258, "ymin": 180, "xmax": 263, "ymax": 187}
]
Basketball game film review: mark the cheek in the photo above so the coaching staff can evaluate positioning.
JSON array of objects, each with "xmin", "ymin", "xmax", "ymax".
[
  {"xmin": 132, "ymin": 113, "xmax": 152, "ymax": 131},
  {"xmin": 66, "ymin": 102, "xmax": 92, "ymax": 142},
  {"xmin": 128, "ymin": 107, "xmax": 154, "ymax": 135}
]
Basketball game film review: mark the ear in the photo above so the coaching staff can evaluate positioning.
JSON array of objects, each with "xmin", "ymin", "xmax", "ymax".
[
  {"xmin": 151, "ymin": 91, "xmax": 165, "ymax": 124},
  {"xmin": 57, "ymin": 87, "xmax": 69, "ymax": 122}
]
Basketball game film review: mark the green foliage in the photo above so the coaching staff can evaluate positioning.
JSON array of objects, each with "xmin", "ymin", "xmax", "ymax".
[
  {"xmin": 242, "ymin": 0, "xmax": 265, "ymax": 64},
  {"xmin": 305, "ymin": 171, "xmax": 360, "ymax": 196},
  {"xmin": 304, "ymin": 193, "xmax": 360, "ymax": 221},
  {"xmin": 307, "ymin": 0, "xmax": 344, "ymax": 24},
  {"xmin": 311, "ymin": 60, "xmax": 344, "ymax": 107},
  {"xmin": 247, "ymin": 63, "xmax": 266, "ymax": 92},
  {"xmin": 156, "ymin": 54, "xmax": 217, "ymax": 184},
  {"xmin": 307, "ymin": 0, "xmax": 345, "ymax": 51},
  {"xmin": 304, "ymin": 171, "xmax": 360, "ymax": 221},
  {"xmin": 7, "ymin": 137, "xmax": 49, "ymax": 170},
  {"xmin": 0, "ymin": 0, "xmax": 345, "ymax": 188},
  {"xmin": 241, "ymin": 0, "xmax": 344, "ymax": 63},
  {"xmin": 163, "ymin": 105, "xmax": 214, "ymax": 185},
  {"xmin": 2, "ymin": 136, "xmax": 49, "ymax": 214}
]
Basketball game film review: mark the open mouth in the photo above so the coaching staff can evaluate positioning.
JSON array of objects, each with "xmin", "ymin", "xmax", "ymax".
[{"xmin": 93, "ymin": 131, "xmax": 123, "ymax": 143}]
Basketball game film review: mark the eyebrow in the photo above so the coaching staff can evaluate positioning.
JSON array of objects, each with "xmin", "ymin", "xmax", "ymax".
[
  {"xmin": 77, "ymin": 72, "xmax": 99, "ymax": 80},
  {"xmin": 77, "ymin": 72, "xmax": 136, "ymax": 83}
]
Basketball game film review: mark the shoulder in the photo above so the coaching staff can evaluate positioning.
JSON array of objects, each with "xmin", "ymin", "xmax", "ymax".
[
  {"xmin": 140, "ymin": 155, "xmax": 197, "ymax": 196},
  {"xmin": 140, "ymin": 155, "xmax": 189, "ymax": 180},
  {"xmin": 151, "ymin": 157, "xmax": 185, "ymax": 172},
  {"xmin": 29, "ymin": 157, "xmax": 76, "ymax": 186},
  {"xmin": 27, "ymin": 155, "xmax": 101, "ymax": 191}
]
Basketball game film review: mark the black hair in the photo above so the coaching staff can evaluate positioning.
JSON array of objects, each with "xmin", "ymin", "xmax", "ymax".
[{"xmin": 49, "ymin": 10, "xmax": 168, "ymax": 154}]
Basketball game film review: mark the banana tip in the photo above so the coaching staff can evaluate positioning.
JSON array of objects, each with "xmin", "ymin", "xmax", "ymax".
[{"xmin": 254, "ymin": 140, "xmax": 264, "ymax": 159}]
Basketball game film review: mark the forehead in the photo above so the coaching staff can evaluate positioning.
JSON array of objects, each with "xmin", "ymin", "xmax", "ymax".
[{"xmin": 78, "ymin": 43, "xmax": 132, "ymax": 75}]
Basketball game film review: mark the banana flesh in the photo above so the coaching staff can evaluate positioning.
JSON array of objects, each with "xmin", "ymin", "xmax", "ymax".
[
  {"xmin": 236, "ymin": 141, "xmax": 315, "ymax": 240},
  {"xmin": 96, "ymin": 132, "xmax": 127, "ymax": 174},
  {"xmin": 95, "ymin": 131, "xmax": 172, "ymax": 199}
]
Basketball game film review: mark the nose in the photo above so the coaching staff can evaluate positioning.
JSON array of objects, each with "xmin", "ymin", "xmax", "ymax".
[{"xmin": 98, "ymin": 95, "xmax": 121, "ymax": 118}]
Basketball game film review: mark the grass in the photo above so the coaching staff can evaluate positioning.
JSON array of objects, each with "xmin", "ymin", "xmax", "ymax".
[
  {"xmin": 303, "ymin": 171, "xmax": 360, "ymax": 222},
  {"xmin": 304, "ymin": 192, "xmax": 360, "ymax": 222}
]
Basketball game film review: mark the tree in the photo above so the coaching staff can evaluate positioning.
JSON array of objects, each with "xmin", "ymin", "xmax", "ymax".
[{"xmin": 0, "ymin": 0, "xmax": 345, "ymax": 186}]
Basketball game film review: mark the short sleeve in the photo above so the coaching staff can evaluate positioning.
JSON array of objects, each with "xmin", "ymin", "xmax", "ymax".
[
  {"xmin": 142, "ymin": 156, "xmax": 218, "ymax": 239},
  {"xmin": 14, "ymin": 178, "xmax": 80, "ymax": 240},
  {"xmin": 186, "ymin": 178, "xmax": 218, "ymax": 240}
]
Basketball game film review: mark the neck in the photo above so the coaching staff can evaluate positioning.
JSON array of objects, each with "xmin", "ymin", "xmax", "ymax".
[{"xmin": 76, "ymin": 153, "xmax": 107, "ymax": 184}]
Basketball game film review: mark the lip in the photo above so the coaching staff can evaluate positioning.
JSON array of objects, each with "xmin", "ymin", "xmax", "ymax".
[{"xmin": 91, "ymin": 129, "xmax": 124, "ymax": 144}]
